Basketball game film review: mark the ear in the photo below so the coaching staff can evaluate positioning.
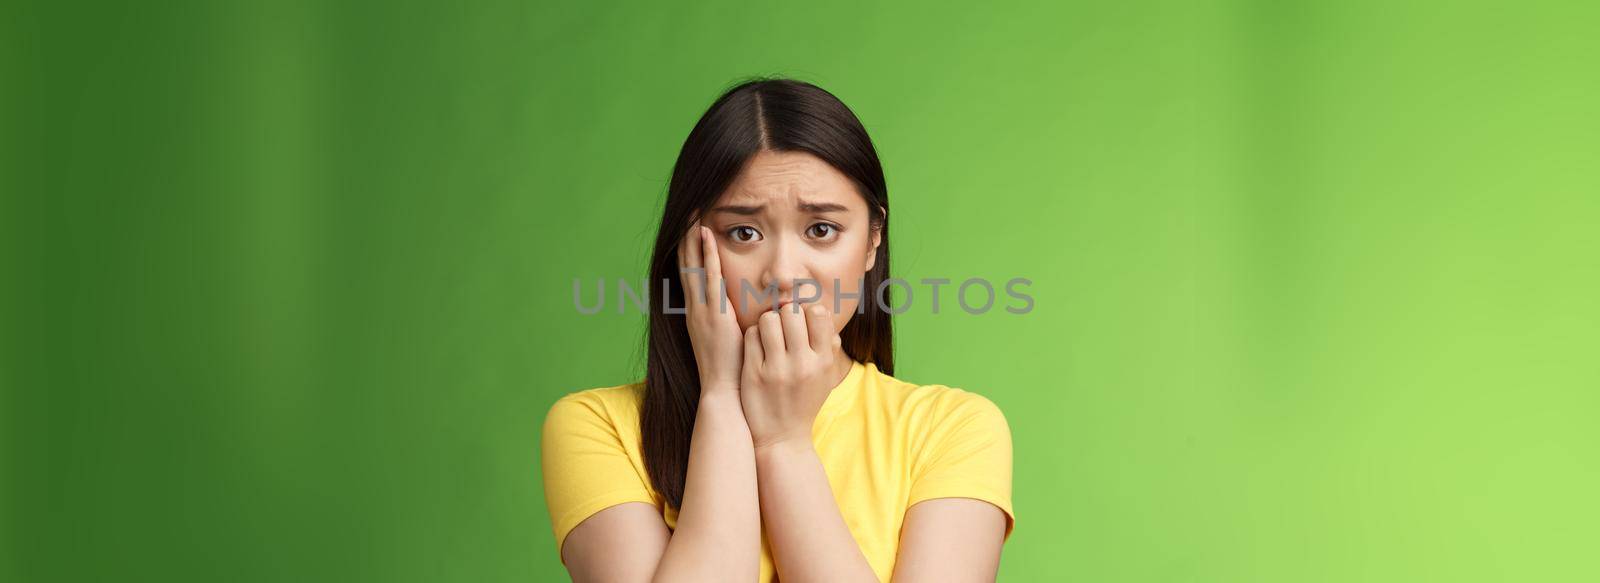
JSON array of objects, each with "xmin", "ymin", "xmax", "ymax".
[{"xmin": 864, "ymin": 225, "xmax": 882, "ymax": 272}]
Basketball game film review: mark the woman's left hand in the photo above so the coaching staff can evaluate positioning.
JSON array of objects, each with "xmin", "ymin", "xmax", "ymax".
[{"xmin": 739, "ymin": 303, "xmax": 844, "ymax": 450}]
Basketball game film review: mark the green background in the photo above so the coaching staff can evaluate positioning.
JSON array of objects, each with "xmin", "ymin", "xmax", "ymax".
[{"xmin": 5, "ymin": 0, "xmax": 1598, "ymax": 581}]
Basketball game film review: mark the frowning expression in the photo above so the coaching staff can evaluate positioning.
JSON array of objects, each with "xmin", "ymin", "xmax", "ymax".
[{"xmin": 704, "ymin": 149, "xmax": 881, "ymax": 333}]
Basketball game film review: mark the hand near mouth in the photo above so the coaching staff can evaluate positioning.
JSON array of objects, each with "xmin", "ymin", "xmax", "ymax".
[{"xmin": 738, "ymin": 301, "xmax": 848, "ymax": 451}]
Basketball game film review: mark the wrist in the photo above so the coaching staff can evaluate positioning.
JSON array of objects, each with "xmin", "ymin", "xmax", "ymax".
[
  {"xmin": 698, "ymin": 378, "xmax": 740, "ymax": 395},
  {"xmin": 752, "ymin": 434, "xmax": 814, "ymax": 457},
  {"xmin": 696, "ymin": 388, "xmax": 742, "ymax": 411}
]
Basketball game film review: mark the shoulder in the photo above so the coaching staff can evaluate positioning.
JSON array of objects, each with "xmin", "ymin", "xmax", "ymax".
[
  {"xmin": 542, "ymin": 382, "xmax": 646, "ymax": 436},
  {"xmin": 864, "ymin": 366, "xmax": 1008, "ymax": 433},
  {"xmin": 875, "ymin": 370, "xmax": 1013, "ymax": 509}
]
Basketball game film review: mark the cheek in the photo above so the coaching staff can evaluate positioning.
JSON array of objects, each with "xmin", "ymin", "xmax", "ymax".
[
  {"xmin": 731, "ymin": 295, "xmax": 762, "ymax": 332},
  {"xmin": 718, "ymin": 261, "xmax": 772, "ymax": 331},
  {"xmin": 821, "ymin": 274, "xmax": 862, "ymax": 332},
  {"xmin": 809, "ymin": 253, "xmax": 870, "ymax": 334}
]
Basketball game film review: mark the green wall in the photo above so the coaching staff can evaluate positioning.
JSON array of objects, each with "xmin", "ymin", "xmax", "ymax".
[{"xmin": 4, "ymin": 0, "xmax": 1597, "ymax": 581}]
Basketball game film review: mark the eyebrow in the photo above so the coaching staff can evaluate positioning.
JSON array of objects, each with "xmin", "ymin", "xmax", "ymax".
[{"xmin": 710, "ymin": 200, "xmax": 851, "ymax": 215}]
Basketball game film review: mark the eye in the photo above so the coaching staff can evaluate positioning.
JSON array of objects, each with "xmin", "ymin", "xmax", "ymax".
[
  {"xmin": 727, "ymin": 226, "xmax": 762, "ymax": 243},
  {"xmin": 806, "ymin": 222, "xmax": 841, "ymax": 241}
]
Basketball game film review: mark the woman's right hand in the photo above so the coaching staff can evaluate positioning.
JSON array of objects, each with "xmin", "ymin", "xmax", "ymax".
[{"xmin": 679, "ymin": 221, "xmax": 743, "ymax": 396}]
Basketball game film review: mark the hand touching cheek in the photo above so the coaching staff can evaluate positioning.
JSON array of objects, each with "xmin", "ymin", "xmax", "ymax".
[
  {"xmin": 738, "ymin": 303, "xmax": 845, "ymax": 450},
  {"xmin": 679, "ymin": 224, "xmax": 744, "ymax": 395}
]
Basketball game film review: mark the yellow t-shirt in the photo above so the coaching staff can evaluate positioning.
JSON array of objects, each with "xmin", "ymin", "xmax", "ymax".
[{"xmin": 540, "ymin": 360, "xmax": 1014, "ymax": 582}]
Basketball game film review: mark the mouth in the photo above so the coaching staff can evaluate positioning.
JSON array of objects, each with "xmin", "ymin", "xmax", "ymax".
[{"xmin": 775, "ymin": 297, "xmax": 818, "ymax": 313}]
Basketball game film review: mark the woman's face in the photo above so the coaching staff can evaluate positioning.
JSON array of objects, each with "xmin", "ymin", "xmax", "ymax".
[{"xmin": 702, "ymin": 149, "xmax": 881, "ymax": 334}]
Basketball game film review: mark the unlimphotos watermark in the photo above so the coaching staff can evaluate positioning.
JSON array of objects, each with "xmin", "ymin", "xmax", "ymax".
[{"xmin": 573, "ymin": 275, "xmax": 1034, "ymax": 316}]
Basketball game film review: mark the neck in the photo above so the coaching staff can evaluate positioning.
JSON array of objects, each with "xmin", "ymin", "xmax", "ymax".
[{"xmin": 825, "ymin": 347, "xmax": 854, "ymax": 390}]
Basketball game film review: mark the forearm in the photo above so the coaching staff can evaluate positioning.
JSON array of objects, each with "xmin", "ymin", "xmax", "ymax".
[
  {"xmin": 652, "ymin": 390, "xmax": 761, "ymax": 582},
  {"xmin": 754, "ymin": 439, "xmax": 878, "ymax": 583}
]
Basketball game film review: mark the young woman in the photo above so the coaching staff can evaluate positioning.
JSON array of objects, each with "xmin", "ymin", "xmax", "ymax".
[{"xmin": 541, "ymin": 78, "xmax": 1014, "ymax": 582}]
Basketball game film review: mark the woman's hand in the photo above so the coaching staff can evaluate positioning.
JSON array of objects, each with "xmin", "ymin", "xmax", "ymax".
[
  {"xmin": 679, "ymin": 222, "xmax": 744, "ymax": 396},
  {"xmin": 739, "ymin": 303, "xmax": 845, "ymax": 450}
]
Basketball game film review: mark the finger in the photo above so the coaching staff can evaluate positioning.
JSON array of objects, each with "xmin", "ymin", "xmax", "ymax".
[
  {"xmin": 805, "ymin": 303, "xmax": 835, "ymax": 351},
  {"xmin": 780, "ymin": 301, "xmax": 808, "ymax": 354},
  {"xmin": 700, "ymin": 226, "xmax": 726, "ymax": 314},
  {"xmin": 675, "ymin": 238, "xmax": 693, "ymax": 312},
  {"xmin": 680, "ymin": 221, "xmax": 706, "ymax": 305},
  {"xmin": 683, "ymin": 220, "xmax": 703, "ymax": 269},
  {"xmin": 743, "ymin": 322, "xmax": 763, "ymax": 371},
  {"xmin": 758, "ymin": 310, "xmax": 785, "ymax": 358},
  {"xmin": 676, "ymin": 226, "xmax": 686, "ymax": 270}
]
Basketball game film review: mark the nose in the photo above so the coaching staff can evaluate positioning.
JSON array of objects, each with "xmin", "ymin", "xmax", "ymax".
[{"xmin": 758, "ymin": 236, "xmax": 810, "ymax": 305}]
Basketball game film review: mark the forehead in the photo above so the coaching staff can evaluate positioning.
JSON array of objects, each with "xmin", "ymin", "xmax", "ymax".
[{"xmin": 718, "ymin": 150, "xmax": 862, "ymax": 209}]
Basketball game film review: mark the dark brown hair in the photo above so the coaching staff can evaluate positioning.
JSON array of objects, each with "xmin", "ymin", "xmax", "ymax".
[{"xmin": 641, "ymin": 78, "xmax": 893, "ymax": 509}]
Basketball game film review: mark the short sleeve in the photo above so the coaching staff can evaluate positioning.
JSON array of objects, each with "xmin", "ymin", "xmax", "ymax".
[
  {"xmin": 540, "ymin": 391, "xmax": 658, "ymax": 559},
  {"xmin": 906, "ymin": 393, "xmax": 1015, "ymax": 541}
]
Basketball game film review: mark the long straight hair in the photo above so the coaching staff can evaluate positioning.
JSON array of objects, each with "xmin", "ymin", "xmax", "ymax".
[{"xmin": 641, "ymin": 78, "xmax": 893, "ymax": 510}]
